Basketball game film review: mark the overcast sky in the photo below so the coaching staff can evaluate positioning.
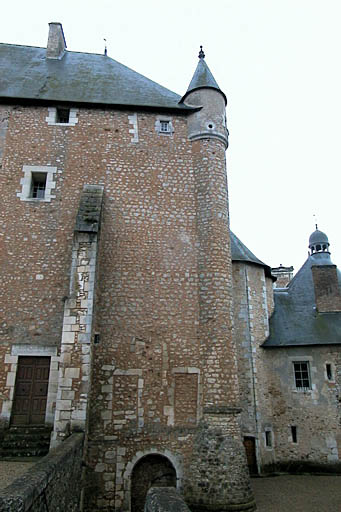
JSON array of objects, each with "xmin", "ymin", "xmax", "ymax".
[{"xmin": 2, "ymin": 0, "xmax": 340, "ymax": 273}]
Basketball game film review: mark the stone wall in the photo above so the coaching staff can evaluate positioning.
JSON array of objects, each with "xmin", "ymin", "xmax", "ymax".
[
  {"xmin": 0, "ymin": 433, "xmax": 83, "ymax": 511},
  {"xmin": 144, "ymin": 487, "xmax": 191, "ymax": 512},
  {"xmin": 232, "ymin": 262, "xmax": 276, "ymax": 470},
  {"xmin": 263, "ymin": 345, "xmax": 341, "ymax": 471}
]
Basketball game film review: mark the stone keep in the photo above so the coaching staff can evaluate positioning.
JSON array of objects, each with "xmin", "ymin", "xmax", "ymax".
[{"xmin": 0, "ymin": 24, "xmax": 254, "ymax": 512}]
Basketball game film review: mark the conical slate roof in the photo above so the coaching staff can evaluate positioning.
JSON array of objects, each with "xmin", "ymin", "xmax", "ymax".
[
  {"xmin": 230, "ymin": 231, "xmax": 273, "ymax": 279},
  {"xmin": 0, "ymin": 44, "xmax": 194, "ymax": 111},
  {"xmin": 180, "ymin": 47, "xmax": 227, "ymax": 104}
]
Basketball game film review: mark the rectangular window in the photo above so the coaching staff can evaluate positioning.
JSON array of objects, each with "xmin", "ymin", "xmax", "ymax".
[
  {"xmin": 326, "ymin": 363, "xmax": 333, "ymax": 381},
  {"xmin": 265, "ymin": 431, "xmax": 272, "ymax": 447},
  {"xmin": 291, "ymin": 426, "xmax": 297, "ymax": 443},
  {"xmin": 31, "ymin": 172, "xmax": 47, "ymax": 199},
  {"xmin": 56, "ymin": 107, "xmax": 70, "ymax": 124},
  {"xmin": 293, "ymin": 361, "xmax": 311, "ymax": 390},
  {"xmin": 160, "ymin": 120, "xmax": 170, "ymax": 133}
]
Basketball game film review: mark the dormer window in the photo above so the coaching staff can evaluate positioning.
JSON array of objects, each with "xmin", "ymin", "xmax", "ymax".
[{"xmin": 56, "ymin": 107, "xmax": 70, "ymax": 124}]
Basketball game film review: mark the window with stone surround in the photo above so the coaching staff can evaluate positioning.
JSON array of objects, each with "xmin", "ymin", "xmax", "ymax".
[
  {"xmin": 293, "ymin": 361, "xmax": 311, "ymax": 390},
  {"xmin": 155, "ymin": 116, "xmax": 174, "ymax": 135},
  {"xmin": 46, "ymin": 107, "xmax": 79, "ymax": 126},
  {"xmin": 17, "ymin": 165, "xmax": 57, "ymax": 202},
  {"xmin": 265, "ymin": 429, "xmax": 273, "ymax": 448}
]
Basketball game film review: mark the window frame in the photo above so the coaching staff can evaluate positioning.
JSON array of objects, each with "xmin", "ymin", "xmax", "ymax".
[
  {"xmin": 17, "ymin": 165, "xmax": 57, "ymax": 203},
  {"xmin": 155, "ymin": 116, "xmax": 174, "ymax": 136},
  {"xmin": 293, "ymin": 361, "xmax": 311, "ymax": 391},
  {"xmin": 46, "ymin": 107, "xmax": 79, "ymax": 126}
]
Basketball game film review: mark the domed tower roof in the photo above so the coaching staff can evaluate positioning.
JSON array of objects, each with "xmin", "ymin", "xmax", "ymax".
[{"xmin": 309, "ymin": 225, "xmax": 330, "ymax": 256}]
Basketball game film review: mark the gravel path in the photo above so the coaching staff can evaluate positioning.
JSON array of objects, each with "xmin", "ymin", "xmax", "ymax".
[
  {"xmin": 0, "ymin": 460, "xmax": 38, "ymax": 490},
  {"xmin": 252, "ymin": 474, "xmax": 341, "ymax": 512}
]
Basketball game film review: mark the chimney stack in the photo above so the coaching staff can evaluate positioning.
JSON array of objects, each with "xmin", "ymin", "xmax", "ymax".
[
  {"xmin": 46, "ymin": 22, "xmax": 66, "ymax": 59},
  {"xmin": 311, "ymin": 265, "xmax": 341, "ymax": 313}
]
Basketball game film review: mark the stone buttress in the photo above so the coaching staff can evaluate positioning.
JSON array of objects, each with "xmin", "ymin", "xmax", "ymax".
[
  {"xmin": 51, "ymin": 185, "xmax": 104, "ymax": 447},
  {"xmin": 180, "ymin": 49, "xmax": 255, "ymax": 511}
]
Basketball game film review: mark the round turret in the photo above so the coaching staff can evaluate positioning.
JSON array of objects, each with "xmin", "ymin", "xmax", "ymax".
[{"xmin": 180, "ymin": 47, "xmax": 229, "ymax": 148}]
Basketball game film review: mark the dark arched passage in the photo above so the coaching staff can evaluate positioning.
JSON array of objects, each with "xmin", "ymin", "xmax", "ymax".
[{"xmin": 131, "ymin": 454, "xmax": 176, "ymax": 512}]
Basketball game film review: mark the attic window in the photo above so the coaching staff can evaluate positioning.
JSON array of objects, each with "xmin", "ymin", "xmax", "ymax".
[
  {"xmin": 155, "ymin": 117, "xmax": 174, "ymax": 136},
  {"xmin": 31, "ymin": 172, "xmax": 47, "ymax": 199},
  {"xmin": 160, "ymin": 121, "xmax": 170, "ymax": 133},
  {"xmin": 56, "ymin": 107, "xmax": 70, "ymax": 124},
  {"xmin": 46, "ymin": 107, "xmax": 79, "ymax": 126}
]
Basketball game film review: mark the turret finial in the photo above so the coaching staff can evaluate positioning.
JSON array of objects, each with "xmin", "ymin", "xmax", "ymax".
[{"xmin": 198, "ymin": 46, "xmax": 205, "ymax": 59}]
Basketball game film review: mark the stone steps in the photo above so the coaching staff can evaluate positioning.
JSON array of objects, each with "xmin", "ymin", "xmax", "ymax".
[{"xmin": 0, "ymin": 426, "xmax": 52, "ymax": 458}]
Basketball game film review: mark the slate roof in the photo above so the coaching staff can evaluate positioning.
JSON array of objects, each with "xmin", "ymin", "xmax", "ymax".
[
  {"xmin": 264, "ymin": 254, "xmax": 341, "ymax": 347},
  {"xmin": 0, "ymin": 44, "xmax": 194, "ymax": 111},
  {"xmin": 180, "ymin": 53, "xmax": 227, "ymax": 105},
  {"xmin": 230, "ymin": 231, "xmax": 273, "ymax": 279}
]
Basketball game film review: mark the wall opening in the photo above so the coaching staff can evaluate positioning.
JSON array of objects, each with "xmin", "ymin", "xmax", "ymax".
[
  {"xmin": 291, "ymin": 426, "xmax": 297, "ymax": 443},
  {"xmin": 131, "ymin": 454, "xmax": 176, "ymax": 512},
  {"xmin": 243, "ymin": 436, "xmax": 258, "ymax": 475}
]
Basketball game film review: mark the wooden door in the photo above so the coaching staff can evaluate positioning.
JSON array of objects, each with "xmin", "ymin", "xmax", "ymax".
[
  {"xmin": 243, "ymin": 436, "xmax": 258, "ymax": 475},
  {"xmin": 11, "ymin": 356, "xmax": 50, "ymax": 426}
]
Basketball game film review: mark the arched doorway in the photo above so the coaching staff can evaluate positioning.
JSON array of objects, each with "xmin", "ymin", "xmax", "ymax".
[{"xmin": 131, "ymin": 454, "xmax": 176, "ymax": 512}]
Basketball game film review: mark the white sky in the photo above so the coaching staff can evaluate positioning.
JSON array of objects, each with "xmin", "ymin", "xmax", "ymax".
[{"xmin": 2, "ymin": 0, "xmax": 341, "ymax": 273}]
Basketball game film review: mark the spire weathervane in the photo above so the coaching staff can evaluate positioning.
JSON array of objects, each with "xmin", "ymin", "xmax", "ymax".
[
  {"xmin": 198, "ymin": 45, "xmax": 205, "ymax": 59},
  {"xmin": 313, "ymin": 213, "xmax": 318, "ymax": 231}
]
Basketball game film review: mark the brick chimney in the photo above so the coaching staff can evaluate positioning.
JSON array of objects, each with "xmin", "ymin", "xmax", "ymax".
[
  {"xmin": 46, "ymin": 22, "xmax": 66, "ymax": 59},
  {"xmin": 311, "ymin": 265, "xmax": 341, "ymax": 312}
]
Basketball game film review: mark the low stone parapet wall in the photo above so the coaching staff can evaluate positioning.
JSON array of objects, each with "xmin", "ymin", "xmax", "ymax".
[
  {"xmin": 144, "ymin": 487, "xmax": 191, "ymax": 512},
  {"xmin": 0, "ymin": 433, "xmax": 84, "ymax": 511}
]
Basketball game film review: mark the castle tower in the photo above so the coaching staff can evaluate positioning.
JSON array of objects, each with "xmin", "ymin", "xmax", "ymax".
[{"xmin": 180, "ymin": 49, "xmax": 255, "ymax": 511}]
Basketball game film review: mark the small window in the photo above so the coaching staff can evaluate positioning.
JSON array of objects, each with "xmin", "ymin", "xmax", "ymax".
[
  {"xmin": 160, "ymin": 120, "xmax": 170, "ymax": 133},
  {"xmin": 155, "ymin": 117, "xmax": 174, "ymax": 136},
  {"xmin": 46, "ymin": 107, "xmax": 78, "ymax": 126},
  {"xmin": 56, "ymin": 107, "xmax": 70, "ymax": 124},
  {"xmin": 31, "ymin": 172, "xmax": 47, "ymax": 199},
  {"xmin": 291, "ymin": 426, "xmax": 297, "ymax": 443},
  {"xmin": 293, "ymin": 361, "xmax": 311, "ymax": 390},
  {"xmin": 265, "ymin": 431, "xmax": 272, "ymax": 447},
  {"xmin": 17, "ymin": 165, "xmax": 57, "ymax": 203},
  {"xmin": 326, "ymin": 363, "xmax": 333, "ymax": 381}
]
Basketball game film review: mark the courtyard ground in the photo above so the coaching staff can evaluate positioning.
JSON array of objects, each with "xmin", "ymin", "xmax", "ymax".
[{"xmin": 251, "ymin": 474, "xmax": 341, "ymax": 511}]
